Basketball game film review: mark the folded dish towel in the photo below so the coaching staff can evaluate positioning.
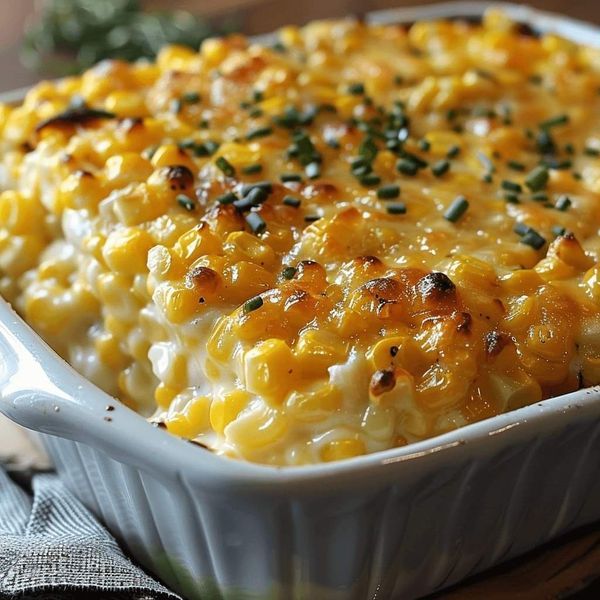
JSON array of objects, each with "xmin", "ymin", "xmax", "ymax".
[{"xmin": 0, "ymin": 467, "xmax": 180, "ymax": 599}]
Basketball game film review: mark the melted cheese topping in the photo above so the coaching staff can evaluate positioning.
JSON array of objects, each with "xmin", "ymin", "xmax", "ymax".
[{"xmin": 1, "ymin": 10, "xmax": 600, "ymax": 465}]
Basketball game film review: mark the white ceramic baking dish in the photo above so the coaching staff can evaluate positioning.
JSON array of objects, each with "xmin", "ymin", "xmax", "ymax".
[{"xmin": 1, "ymin": 3, "xmax": 600, "ymax": 599}]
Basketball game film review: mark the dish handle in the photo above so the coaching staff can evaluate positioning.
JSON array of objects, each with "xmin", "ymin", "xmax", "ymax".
[{"xmin": 0, "ymin": 297, "xmax": 133, "ymax": 449}]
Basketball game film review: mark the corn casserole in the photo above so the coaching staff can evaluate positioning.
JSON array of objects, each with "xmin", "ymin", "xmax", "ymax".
[{"xmin": 0, "ymin": 10, "xmax": 600, "ymax": 465}]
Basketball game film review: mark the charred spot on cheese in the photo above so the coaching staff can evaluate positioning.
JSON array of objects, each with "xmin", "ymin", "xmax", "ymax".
[
  {"xmin": 415, "ymin": 272, "xmax": 457, "ymax": 303},
  {"xmin": 484, "ymin": 330, "xmax": 511, "ymax": 358},
  {"xmin": 162, "ymin": 165, "xmax": 195, "ymax": 191},
  {"xmin": 370, "ymin": 369, "xmax": 396, "ymax": 396},
  {"xmin": 493, "ymin": 298, "xmax": 506, "ymax": 314},
  {"xmin": 187, "ymin": 266, "xmax": 220, "ymax": 293},
  {"xmin": 36, "ymin": 100, "xmax": 116, "ymax": 132},
  {"xmin": 119, "ymin": 117, "xmax": 144, "ymax": 133},
  {"xmin": 455, "ymin": 311, "xmax": 472, "ymax": 334},
  {"xmin": 363, "ymin": 277, "xmax": 402, "ymax": 303}
]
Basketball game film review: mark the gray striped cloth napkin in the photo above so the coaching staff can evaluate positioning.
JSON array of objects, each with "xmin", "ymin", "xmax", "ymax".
[{"xmin": 0, "ymin": 467, "xmax": 181, "ymax": 599}]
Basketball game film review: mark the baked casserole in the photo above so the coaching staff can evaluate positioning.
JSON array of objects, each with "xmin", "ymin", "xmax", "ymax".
[{"xmin": 1, "ymin": 9, "xmax": 599, "ymax": 465}]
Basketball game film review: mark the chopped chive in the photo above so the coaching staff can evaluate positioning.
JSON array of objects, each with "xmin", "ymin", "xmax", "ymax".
[
  {"xmin": 242, "ymin": 186, "xmax": 269, "ymax": 205},
  {"xmin": 358, "ymin": 137, "xmax": 378, "ymax": 162},
  {"xmin": 524, "ymin": 165, "xmax": 548, "ymax": 191},
  {"xmin": 215, "ymin": 156, "xmax": 235, "ymax": 177},
  {"xmin": 234, "ymin": 188, "xmax": 268, "ymax": 211},
  {"xmin": 249, "ymin": 108, "xmax": 263, "ymax": 118},
  {"xmin": 418, "ymin": 139, "xmax": 431, "ymax": 152},
  {"xmin": 540, "ymin": 114, "xmax": 569, "ymax": 129},
  {"xmin": 555, "ymin": 195, "xmax": 571, "ymax": 211},
  {"xmin": 304, "ymin": 215, "xmax": 321, "ymax": 222},
  {"xmin": 202, "ymin": 140, "xmax": 220, "ymax": 155},
  {"xmin": 376, "ymin": 184, "xmax": 400, "ymax": 199},
  {"xmin": 350, "ymin": 156, "xmax": 369, "ymax": 170},
  {"xmin": 431, "ymin": 159, "xmax": 450, "ymax": 177},
  {"xmin": 359, "ymin": 173, "xmax": 381, "ymax": 187},
  {"xmin": 573, "ymin": 172, "xmax": 583, "ymax": 181},
  {"xmin": 503, "ymin": 192, "xmax": 521, "ymax": 203},
  {"xmin": 283, "ymin": 195, "xmax": 301, "ymax": 207},
  {"xmin": 521, "ymin": 230, "xmax": 546, "ymax": 250},
  {"xmin": 552, "ymin": 225, "xmax": 567, "ymax": 237},
  {"xmin": 216, "ymin": 192, "xmax": 237, "ymax": 205},
  {"xmin": 182, "ymin": 91, "xmax": 201, "ymax": 104},
  {"xmin": 386, "ymin": 202, "xmax": 407, "ymax": 215},
  {"xmin": 536, "ymin": 129, "xmax": 555, "ymax": 153},
  {"xmin": 245, "ymin": 212, "xmax": 267, "ymax": 234},
  {"xmin": 446, "ymin": 145, "xmax": 460, "ymax": 159},
  {"xmin": 541, "ymin": 158, "xmax": 572, "ymax": 170},
  {"xmin": 243, "ymin": 295, "xmax": 263, "ymax": 314},
  {"xmin": 246, "ymin": 126, "xmax": 273, "ymax": 141},
  {"xmin": 513, "ymin": 222, "xmax": 531, "ymax": 236},
  {"xmin": 531, "ymin": 191, "xmax": 548, "ymax": 202},
  {"xmin": 352, "ymin": 164, "xmax": 371, "ymax": 178},
  {"xmin": 507, "ymin": 160, "xmax": 526, "ymax": 171},
  {"xmin": 178, "ymin": 139, "xmax": 197, "ymax": 150},
  {"xmin": 584, "ymin": 146, "xmax": 599, "ymax": 157},
  {"xmin": 326, "ymin": 137, "xmax": 341, "ymax": 149},
  {"xmin": 305, "ymin": 162, "xmax": 321, "ymax": 179},
  {"xmin": 394, "ymin": 74, "xmax": 404, "ymax": 85},
  {"xmin": 280, "ymin": 173, "xmax": 302, "ymax": 183},
  {"xmin": 142, "ymin": 145, "xmax": 158, "ymax": 160},
  {"xmin": 252, "ymin": 89, "xmax": 264, "ymax": 102},
  {"xmin": 476, "ymin": 151, "xmax": 495, "ymax": 173},
  {"xmin": 444, "ymin": 195, "xmax": 469, "ymax": 222},
  {"xmin": 482, "ymin": 173, "xmax": 493, "ymax": 183},
  {"xmin": 501, "ymin": 180, "xmax": 522, "ymax": 193},
  {"xmin": 347, "ymin": 82, "xmax": 365, "ymax": 95},
  {"xmin": 242, "ymin": 163, "xmax": 263, "ymax": 175},
  {"xmin": 176, "ymin": 194, "xmax": 195, "ymax": 211},
  {"xmin": 446, "ymin": 108, "xmax": 458, "ymax": 121},
  {"xmin": 240, "ymin": 181, "xmax": 273, "ymax": 196},
  {"xmin": 281, "ymin": 266, "xmax": 297, "ymax": 280},
  {"xmin": 564, "ymin": 143, "xmax": 575, "ymax": 155},
  {"xmin": 170, "ymin": 98, "xmax": 182, "ymax": 114},
  {"xmin": 396, "ymin": 159, "xmax": 418, "ymax": 176}
]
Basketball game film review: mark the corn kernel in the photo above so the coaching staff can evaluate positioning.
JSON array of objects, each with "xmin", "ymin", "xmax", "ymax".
[
  {"xmin": 226, "ymin": 405, "xmax": 288, "ymax": 451},
  {"xmin": 244, "ymin": 338, "xmax": 297, "ymax": 402},
  {"xmin": 102, "ymin": 227, "xmax": 154, "ymax": 276},
  {"xmin": 321, "ymin": 438, "xmax": 366, "ymax": 462},
  {"xmin": 174, "ymin": 225, "xmax": 223, "ymax": 262},
  {"xmin": 224, "ymin": 231, "xmax": 276, "ymax": 270},
  {"xmin": 155, "ymin": 382, "xmax": 179, "ymax": 409},
  {"xmin": 153, "ymin": 282, "xmax": 202, "ymax": 324},
  {"xmin": 286, "ymin": 383, "xmax": 342, "ymax": 422},
  {"xmin": 210, "ymin": 389, "xmax": 251, "ymax": 435},
  {"xmin": 295, "ymin": 329, "xmax": 347, "ymax": 375}
]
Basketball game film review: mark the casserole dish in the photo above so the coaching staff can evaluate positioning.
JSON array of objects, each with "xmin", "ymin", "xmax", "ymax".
[{"xmin": 2, "ymin": 2, "xmax": 600, "ymax": 598}]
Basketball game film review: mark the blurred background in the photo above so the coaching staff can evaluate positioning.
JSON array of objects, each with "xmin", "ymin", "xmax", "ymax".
[{"xmin": 0, "ymin": 0, "xmax": 598, "ymax": 92}]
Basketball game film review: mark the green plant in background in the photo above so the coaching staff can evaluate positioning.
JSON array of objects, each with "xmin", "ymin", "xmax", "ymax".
[{"xmin": 21, "ymin": 0, "xmax": 234, "ymax": 76}]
